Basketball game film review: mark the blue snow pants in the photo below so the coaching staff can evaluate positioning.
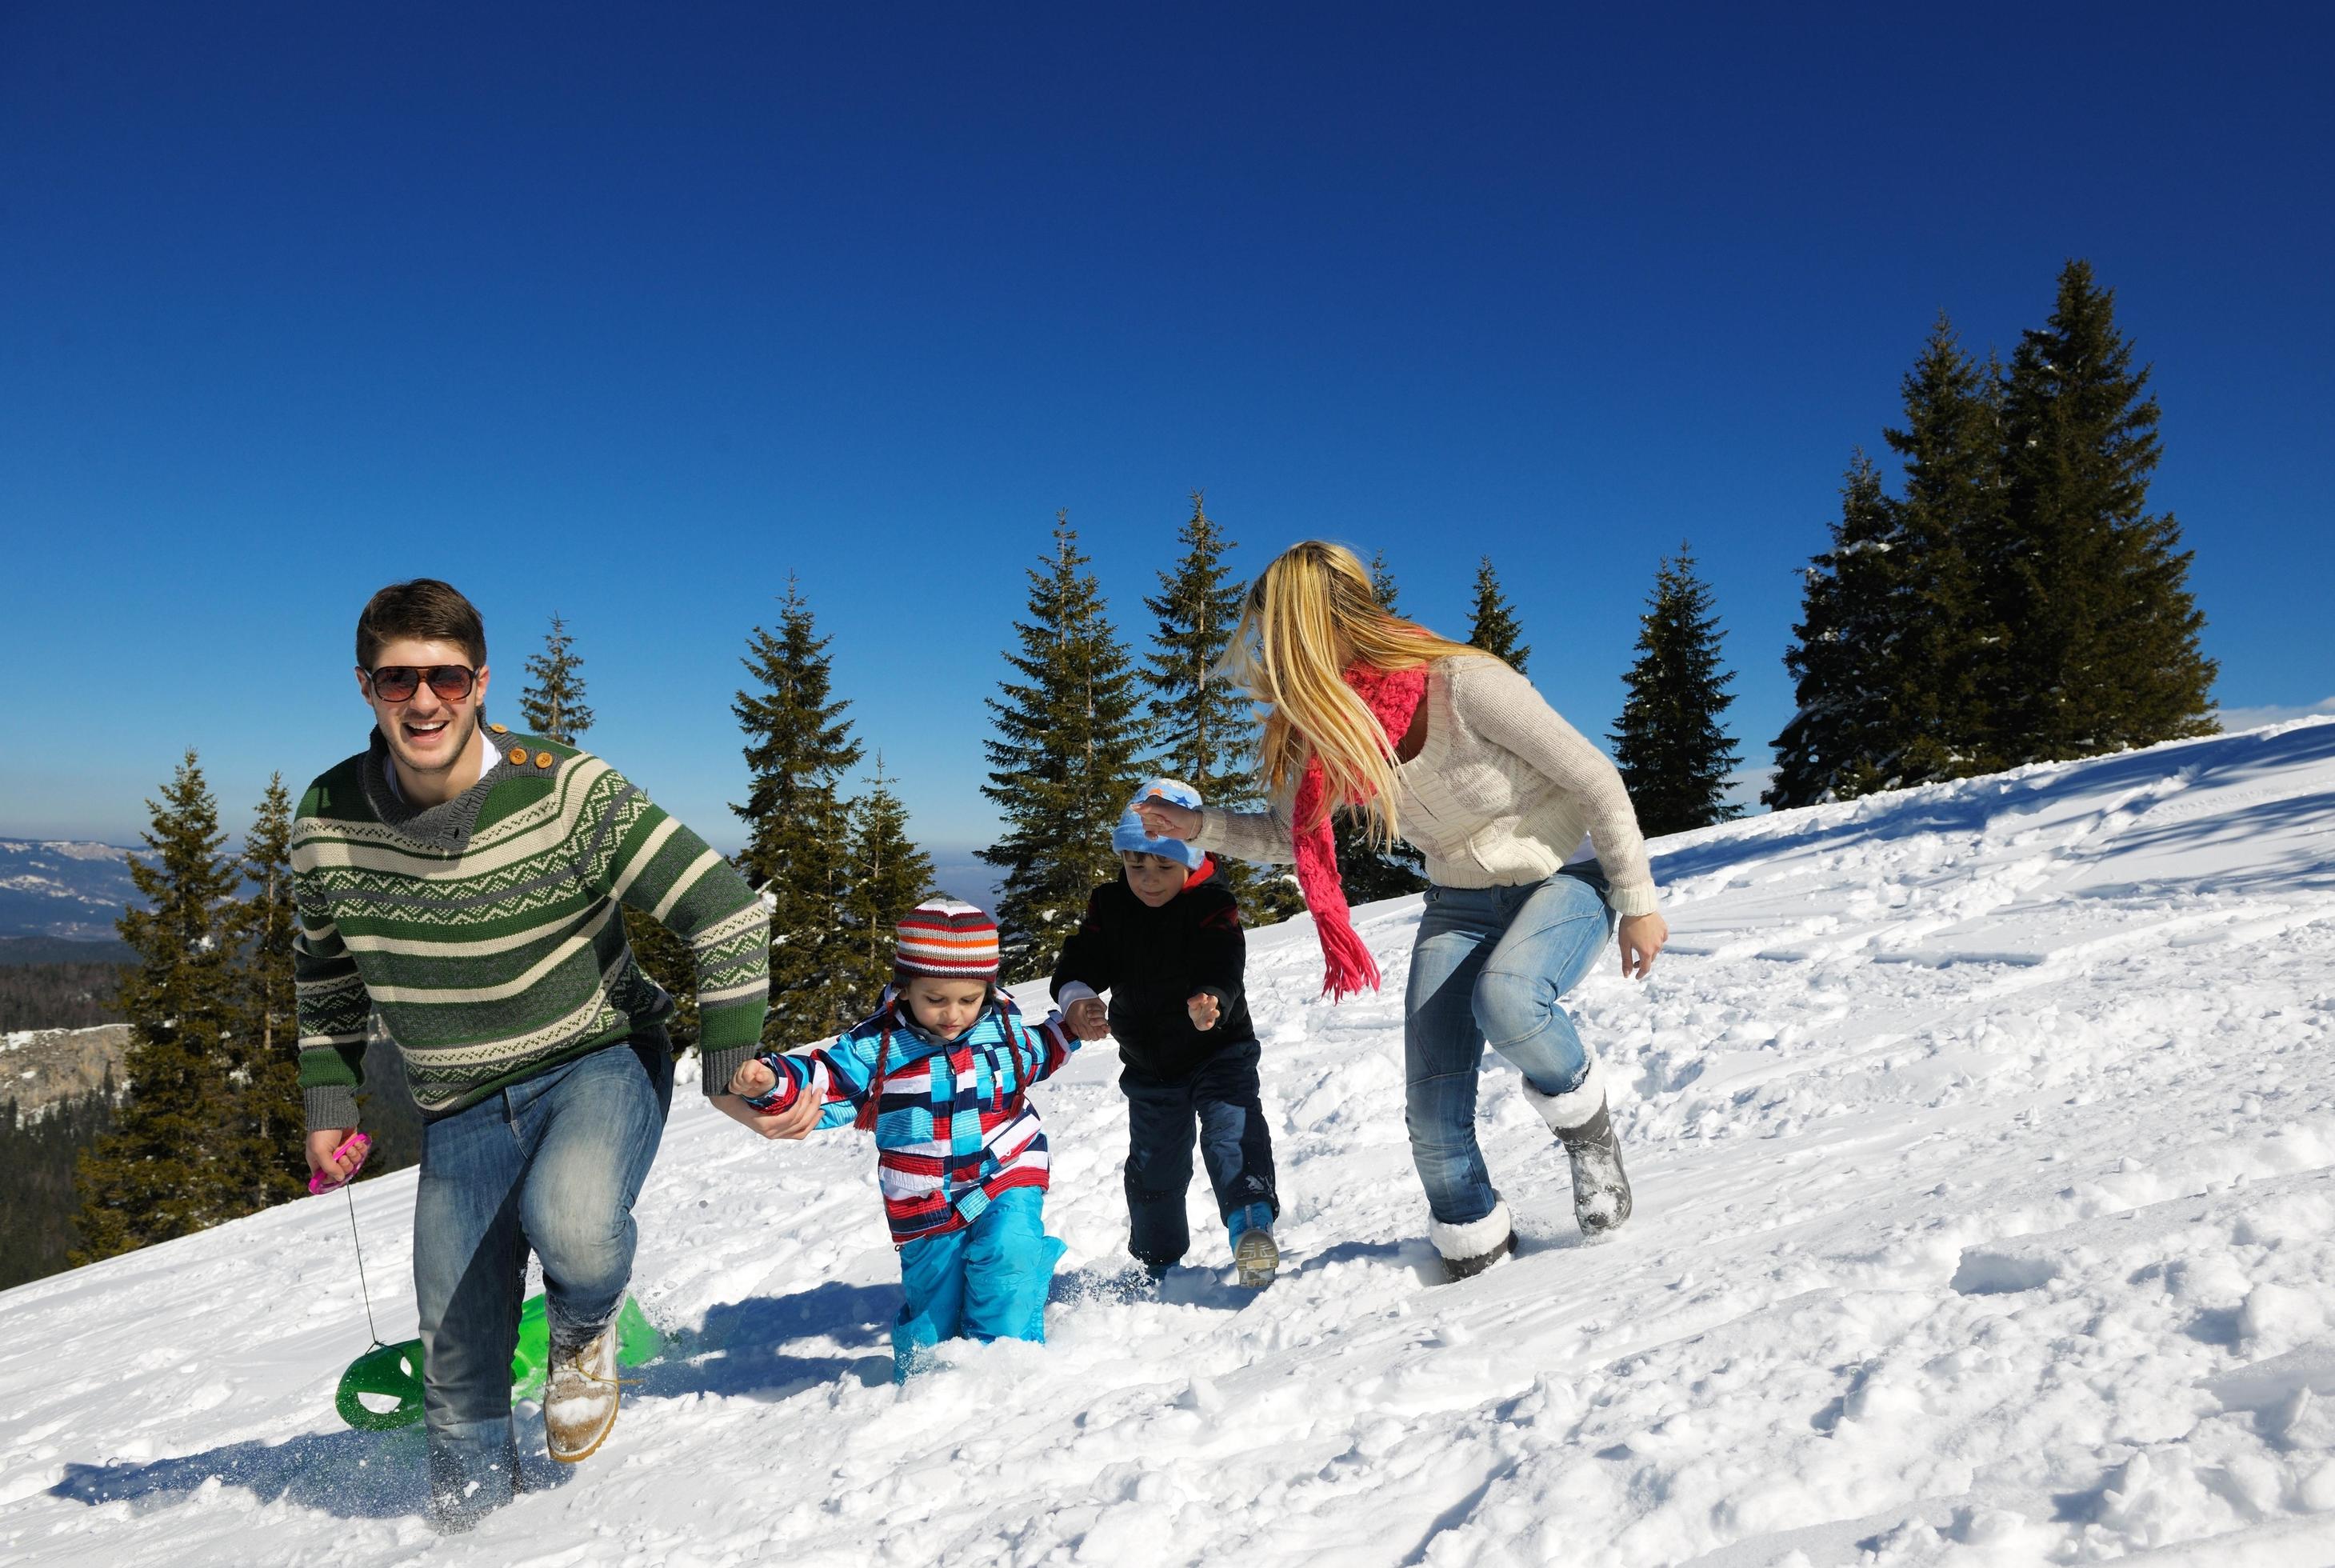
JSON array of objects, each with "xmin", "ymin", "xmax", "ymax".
[{"xmin": 891, "ymin": 1185, "xmax": 1065, "ymax": 1382}]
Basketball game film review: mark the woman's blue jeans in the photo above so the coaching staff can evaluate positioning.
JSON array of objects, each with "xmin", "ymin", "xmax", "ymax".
[
  {"xmin": 1403, "ymin": 869, "xmax": 1615, "ymax": 1228},
  {"xmin": 410, "ymin": 1032, "xmax": 673, "ymax": 1528}
]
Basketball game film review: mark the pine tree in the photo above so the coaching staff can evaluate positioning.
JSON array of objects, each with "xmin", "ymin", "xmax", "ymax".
[
  {"xmin": 732, "ymin": 578, "xmax": 862, "ymax": 1039},
  {"xmin": 1881, "ymin": 314, "xmax": 2003, "ymax": 782},
  {"xmin": 1465, "ymin": 556, "xmax": 1530, "ymax": 672},
  {"xmin": 1139, "ymin": 492, "xmax": 1297, "ymax": 922},
  {"xmin": 73, "ymin": 752, "xmax": 246, "ymax": 1262},
  {"xmin": 1767, "ymin": 454, "xmax": 1905, "ymax": 808},
  {"xmin": 1325, "ymin": 548, "xmax": 1426, "ymax": 904},
  {"xmin": 518, "ymin": 614, "xmax": 594, "ymax": 744},
  {"xmin": 1368, "ymin": 550, "xmax": 1403, "ymax": 613},
  {"xmin": 624, "ymin": 910, "xmax": 700, "ymax": 1051},
  {"xmin": 1991, "ymin": 260, "xmax": 2217, "ymax": 761},
  {"xmin": 980, "ymin": 514, "xmax": 1148, "ymax": 982},
  {"xmin": 219, "ymin": 774, "xmax": 306, "ymax": 1214},
  {"xmin": 1612, "ymin": 546, "xmax": 1741, "ymax": 837},
  {"xmin": 1143, "ymin": 491, "xmax": 1250, "ymax": 804},
  {"xmin": 837, "ymin": 755, "xmax": 937, "ymax": 1018}
]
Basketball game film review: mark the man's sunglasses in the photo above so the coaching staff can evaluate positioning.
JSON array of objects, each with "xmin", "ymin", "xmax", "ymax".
[{"xmin": 363, "ymin": 665, "xmax": 478, "ymax": 702}]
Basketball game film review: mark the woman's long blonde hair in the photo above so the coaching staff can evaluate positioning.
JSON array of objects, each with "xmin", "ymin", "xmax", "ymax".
[{"xmin": 1218, "ymin": 541, "xmax": 1487, "ymax": 847}]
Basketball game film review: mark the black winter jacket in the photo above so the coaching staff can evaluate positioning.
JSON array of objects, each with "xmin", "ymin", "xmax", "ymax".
[{"xmin": 1050, "ymin": 859, "xmax": 1253, "ymax": 1082}]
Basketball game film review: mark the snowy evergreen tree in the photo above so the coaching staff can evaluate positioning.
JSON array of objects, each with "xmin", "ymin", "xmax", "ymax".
[
  {"xmin": 1767, "ymin": 454, "xmax": 1905, "ymax": 809},
  {"xmin": 980, "ymin": 514, "xmax": 1149, "ymax": 982},
  {"xmin": 1881, "ymin": 314, "xmax": 2003, "ymax": 783},
  {"xmin": 1612, "ymin": 546, "xmax": 1741, "ymax": 837},
  {"xmin": 732, "ymin": 578, "xmax": 862, "ymax": 1038},
  {"xmin": 1991, "ymin": 260, "xmax": 2217, "ymax": 762},
  {"xmin": 518, "ymin": 614, "xmax": 594, "ymax": 744},
  {"xmin": 836, "ymin": 755, "xmax": 937, "ymax": 1019},
  {"xmin": 221, "ymin": 774, "xmax": 306, "ymax": 1214},
  {"xmin": 1465, "ymin": 555, "xmax": 1529, "ymax": 672},
  {"xmin": 74, "ymin": 753, "xmax": 246, "ymax": 1262}
]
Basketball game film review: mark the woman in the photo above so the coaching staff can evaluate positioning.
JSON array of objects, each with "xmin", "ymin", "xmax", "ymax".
[{"xmin": 1134, "ymin": 541, "xmax": 1667, "ymax": 1280}]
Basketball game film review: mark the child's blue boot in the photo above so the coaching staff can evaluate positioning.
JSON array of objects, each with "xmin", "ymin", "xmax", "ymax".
[{"xmin": 1228, "ymin": 1202, "xmax": 1278, "ymax": 1289}]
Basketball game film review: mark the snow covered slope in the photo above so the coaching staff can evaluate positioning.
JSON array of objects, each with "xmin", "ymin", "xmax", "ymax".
[{"xmin": 6, "ymin": 720, "xmax": 2335, "ymax": 1567}]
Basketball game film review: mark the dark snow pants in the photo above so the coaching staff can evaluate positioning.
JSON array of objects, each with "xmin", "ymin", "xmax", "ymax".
[{"xmin": 1121, "ymin": 1039, "xmax": 1278, "ymax": 1268}]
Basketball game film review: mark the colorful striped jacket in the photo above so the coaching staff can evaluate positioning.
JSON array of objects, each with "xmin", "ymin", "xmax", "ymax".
[{"xmin": 744, "ymin": 989, "xmax": 1080, "ymax": 1246}]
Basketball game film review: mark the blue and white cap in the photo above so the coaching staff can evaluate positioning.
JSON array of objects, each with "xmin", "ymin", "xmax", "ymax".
[{"xmin": 1112, "ymin": 778, "xmax": 1205, "ymax": 870}]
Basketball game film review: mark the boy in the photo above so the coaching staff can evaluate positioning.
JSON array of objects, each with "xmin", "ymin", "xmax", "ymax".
[{"xmin": 1053, "ymin": 779, "xmax": 1281, "ymax": 1287}]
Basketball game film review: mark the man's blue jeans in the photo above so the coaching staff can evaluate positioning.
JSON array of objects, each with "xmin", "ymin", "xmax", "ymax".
[
  {"xmin": 411, "ymin": 1032, "xmax": 673, "ymax": 1528},
  {"xmin": 1403, "ymin": 870, "xmax": 1615, "ymax": 1228}
]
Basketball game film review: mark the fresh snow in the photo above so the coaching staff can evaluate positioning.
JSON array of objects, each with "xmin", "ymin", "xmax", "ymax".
[{"xmin": 5, "ymin": 720, "xmax": 2335, "ymax": 1566}]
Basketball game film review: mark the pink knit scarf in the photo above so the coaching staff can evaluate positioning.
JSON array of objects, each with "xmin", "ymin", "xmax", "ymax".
[{"xmin": 1293, "ymin": 662, "xmax": 1428, "ymax": 999}]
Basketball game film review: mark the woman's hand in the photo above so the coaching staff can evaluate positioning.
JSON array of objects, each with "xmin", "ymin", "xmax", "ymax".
[
  {"xmin": 1134, "ymin": 799, "xmax": 1201, "ymax": 840},
  {"xmin": 1064, "ymin": 997, "xmax": 1110, "ymax": 1039},
  {"xmin": 714, "ymin": 1090, "xmax": 821, "ymax": 1140},
  {"xmin": 1617, "ymin": 913, "xmax": 1668, "ymax": 980},
  {"xmin": 1187, "ymin": 992, "xmax": 1221, "ymax": 1030}
]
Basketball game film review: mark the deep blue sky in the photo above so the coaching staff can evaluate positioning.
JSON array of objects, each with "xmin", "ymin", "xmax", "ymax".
[{"xmin": 4, "ymin": 4, "xmax": 2329, "ymax": 878}]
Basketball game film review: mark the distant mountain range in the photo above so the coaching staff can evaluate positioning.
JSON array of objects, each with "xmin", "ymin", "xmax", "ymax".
[
  {"xmin": 0, "ymin": 837, "xmax": 1002, "ymax": 946},
  {"xmin": 0, "ymin": 841, "xmax": 142, "ymax": 942}
]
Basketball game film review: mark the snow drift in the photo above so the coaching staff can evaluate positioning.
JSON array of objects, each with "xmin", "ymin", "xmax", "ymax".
[{"xmin": 5, "ymin": 718, "xmax": 2335, "ymax": 1566}]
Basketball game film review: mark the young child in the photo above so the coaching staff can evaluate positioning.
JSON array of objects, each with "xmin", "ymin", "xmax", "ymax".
[
  {"xmin": 1052, "ymin": 779, "xmax": 1281, "ymax": 1288},
  {"xmin": 729, "ymin": 898, "xmax": 1102, "ymax": 1379}
]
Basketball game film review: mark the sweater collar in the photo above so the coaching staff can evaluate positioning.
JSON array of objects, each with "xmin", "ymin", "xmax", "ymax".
[{"xmin": 359, "ymin": 726, "xmax": 514, "ymax": 855}]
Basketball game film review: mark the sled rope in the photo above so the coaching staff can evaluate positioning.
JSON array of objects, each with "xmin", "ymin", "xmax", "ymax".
[{"xmin": 343, "ymin": 1183, "xmax": 383, "ymax": 1347}]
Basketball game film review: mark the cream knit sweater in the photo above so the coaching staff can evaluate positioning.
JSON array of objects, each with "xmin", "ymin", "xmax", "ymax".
[{"xmin": 1191, "ymin": 654, "xmax": 1661, "ymax": 918}]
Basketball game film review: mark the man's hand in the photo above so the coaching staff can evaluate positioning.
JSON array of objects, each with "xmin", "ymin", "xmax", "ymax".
[
  {"xmin": 1065, "ymin": 996, "xmax": 1110, "ymax": 1040},
  {"xmin": 1134, "ymin": 798, "xmax": 1201, "ymax": 841},
  {"xmin": 729, "ymin": 1058, "xmax": 778, "ymax": 1098},
  {"xmin": 714, "ymin": 1090, "xmax": 821, "ymax": 1140},
  {"xmin": 1186, "ymin": 991, "xmax": 1221, "ymax": 1031},
  {"xmin": 1617, "ymin": 913, "xmax": 1669, "ymax": 980},
  {"xmin": 306, "ymin": 1126, "xmax": 366, "ymax": 1187}
]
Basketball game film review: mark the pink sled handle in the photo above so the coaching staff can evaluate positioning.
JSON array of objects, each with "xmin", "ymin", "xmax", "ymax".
[{"xmin": 308, "ymin": 1132, "xmax": 373, "ymax": 1194}]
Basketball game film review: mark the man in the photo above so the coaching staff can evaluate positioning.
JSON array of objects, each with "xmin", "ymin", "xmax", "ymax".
[{"xmin": 294, "ymin": 579, "xmax": 818, "ymax": 1530}]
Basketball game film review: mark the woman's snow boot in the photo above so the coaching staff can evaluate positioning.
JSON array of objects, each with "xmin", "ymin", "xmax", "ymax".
[
  {"xmin": 1429, "ymin": 1201, "xmax": 1516, "ymax": 1282},
  {"xmin": 1521, "ymin": 1062, "xmax": 1633, "ymax": 1238}
]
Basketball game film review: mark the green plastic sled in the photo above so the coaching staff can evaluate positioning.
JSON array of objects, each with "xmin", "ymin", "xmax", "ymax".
[{"xmin": 334, "ymin": 1293, "xmax": 660, "ymax": 1431}]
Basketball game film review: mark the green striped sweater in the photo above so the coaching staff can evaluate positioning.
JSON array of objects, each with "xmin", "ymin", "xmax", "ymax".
[{"xmin": 290, "ymin": 726, "xmax": 769, "ymax": 1130}]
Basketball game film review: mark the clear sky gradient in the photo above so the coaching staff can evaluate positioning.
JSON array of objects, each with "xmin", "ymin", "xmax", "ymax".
[{"xmin": 4, "ymin": 4, "xmax": 2329, "ymax": 873}]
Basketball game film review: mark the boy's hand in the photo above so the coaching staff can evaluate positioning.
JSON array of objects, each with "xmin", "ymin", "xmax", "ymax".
[
  {"xmin": 1066, "ymin": 997, "xmax": 1110, "ymax": 1040},
  {"xmin": 729, "ymin": 1058, "xmax": 778, "ymax": 1098},
  {"xmin": 1187, "ymin": 991, "xmax": 1220, "ymax": 1031}
]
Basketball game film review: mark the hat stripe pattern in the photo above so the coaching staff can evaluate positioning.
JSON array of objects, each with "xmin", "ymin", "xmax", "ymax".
[{"xmin": 894, "ymin": 898, "xmax": 1000, "ymax": 980}]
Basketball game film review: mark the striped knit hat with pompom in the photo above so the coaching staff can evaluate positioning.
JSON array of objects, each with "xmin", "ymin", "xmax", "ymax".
[{"xmin": 893, "ymin": 898, "xmax": 1000, "ymax": 982}]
